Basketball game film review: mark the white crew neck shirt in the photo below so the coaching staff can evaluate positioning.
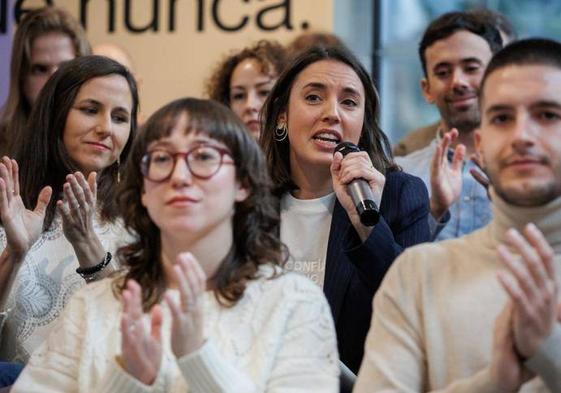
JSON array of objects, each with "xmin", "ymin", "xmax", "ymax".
[{"xmin": 280, "ymin": 192, "xmax": 336, "ymax": 288}]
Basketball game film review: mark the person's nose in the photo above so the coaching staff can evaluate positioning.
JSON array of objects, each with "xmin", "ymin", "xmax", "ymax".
[
  {"xmin": 322, "ymin": 96, "xmax": 341, "ymax": 124},
  {"xmin": 244, "ymin": 90, "xmax": 260, "ymax": 114},
  {"xmin": 511, "ymin": 112, "xmax": 537, "ymax": 153},
  {"xmin": 451, "ymin": 69, "xmax": 469, "ymax": 92},
  {"xmin": 48, "ymin": 65, "xmax": 61, "ymax": 78},
  {"xmin": 169, "ymin": 155, "xmax": 193, "ymax": 187},
  {"xmin": 94, "ymin": 113, "xmax": 113, "ymax": 138}
]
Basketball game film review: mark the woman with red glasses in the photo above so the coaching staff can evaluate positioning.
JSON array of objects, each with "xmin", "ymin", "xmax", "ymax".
[{"xmin": 13, "ymin": 98, "xmax": 339, "ymax": 392}]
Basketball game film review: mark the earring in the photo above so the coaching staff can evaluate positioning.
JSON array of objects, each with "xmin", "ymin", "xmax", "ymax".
[
  {"xmin": 274, "ymin": 123, "xmax": 288, "ymax": 142},
  {"xmin": 117, "ymin": 156, "xmax": 121, "ymax": 184}
]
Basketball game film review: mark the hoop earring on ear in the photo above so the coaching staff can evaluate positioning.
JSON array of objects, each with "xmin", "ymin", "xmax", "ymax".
[
  {"xmin": 274, "ymin": 123, "xmax": 288, "ymax": 142},
  {"xmin": 117, "ymin": 156, "xmax": 121, "ymax": 184}
]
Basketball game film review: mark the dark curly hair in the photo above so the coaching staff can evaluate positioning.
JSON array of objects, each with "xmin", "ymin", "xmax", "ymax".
[
  {"xmin": 114, "ymin": 98, "xmax": 286, "ymax": 310},
  {"xmin": 205, "ymin": 40, "xmax": 287, "ymax": 108},
  {"xmin": 260, "ymin": 45, "xmax": 398, "ymax": 196}
]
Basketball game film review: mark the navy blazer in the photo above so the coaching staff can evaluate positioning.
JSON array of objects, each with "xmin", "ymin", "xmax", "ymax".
[{"xmin": 323, "ymin": 170, "xmax": 430, "ymax": 373}]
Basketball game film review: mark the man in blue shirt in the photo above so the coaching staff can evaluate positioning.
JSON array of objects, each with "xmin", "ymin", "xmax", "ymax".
[{"xmin": 396, "ymin": 11, "xmax": 503, "ymax": 240}]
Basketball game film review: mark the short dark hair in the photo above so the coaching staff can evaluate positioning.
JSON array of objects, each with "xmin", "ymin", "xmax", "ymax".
[
  {"xmin": 468, "ymin": 8, "xmax": 517, "ymax": 44},
  {"xmin": 260, "ymin": 45, "xmax": 397, "ymax": 196},
  {"xmin": 480, "ymin": 38, "xmax": 561, "ymax": 99},
  {"xmin": 205, "ymin": 40, "xmax": 287, "ymax": 108},
  {"xmin": 114, "ymin": 98, "xmax": 286, "ymax": 310},
  {"xmin": 419, "ymin": 11, "xmax": 503, "ymax": 76},
  {"xmin": 16, "ymin": 55, "xmax": 139, "ymax": 230}
]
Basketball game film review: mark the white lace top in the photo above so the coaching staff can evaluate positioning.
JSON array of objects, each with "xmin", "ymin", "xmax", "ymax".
[
  {"xmin": 0, "ymin": 215, "xmax": 127, "ymax": 362},
  {"xmin": 13, "ymin": 265, "xmax": 340, "ymax": 392}
]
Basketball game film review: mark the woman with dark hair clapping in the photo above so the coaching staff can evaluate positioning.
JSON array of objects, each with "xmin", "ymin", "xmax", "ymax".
[{"xmin": 0, "ymin": 55, "xmax": 138, "ymax": 367}]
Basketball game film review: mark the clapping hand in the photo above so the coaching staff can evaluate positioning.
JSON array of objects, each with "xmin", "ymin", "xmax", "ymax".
[
  {"xmin": 0, "ymin": 157, "xmax": 51, "ymax": 259},
  {"xmin": 490, "ymin": 303, "xmax": 535, "ymax": 392},
  {"xmin": 164, "ymin": 252, "xmax": 206, "ymax": 359},
  {"xmin": 469, "ymin": 153, "xmax": 490, "ymax": 191},
  {"xmin": 57, "ymin": 172, "xmax": 97, "ymax": 243},
  {"xmin": 497, "ymin": 224, "xmax": 558, "ymax": 359},
  {"xmin": 120, "ymin": 279, "xmax": 163, "ymax": 386},
  {"xmin": 57, "ymin": 172, "xmax": 105, "ymax": 267},
  {"xmin": 429, "ymin": 129, "xmax": 464, "ymax": 220}
]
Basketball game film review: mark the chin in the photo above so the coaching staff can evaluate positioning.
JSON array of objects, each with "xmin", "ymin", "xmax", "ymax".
[{"xmin": 495, "ymin": 180, "xmax": 560, "ymax": 207}]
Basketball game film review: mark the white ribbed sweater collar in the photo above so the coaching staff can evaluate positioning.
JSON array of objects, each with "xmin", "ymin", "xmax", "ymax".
[{"xmin": 487, "ymin": 188, "xmax": 561, "ymax": 253}]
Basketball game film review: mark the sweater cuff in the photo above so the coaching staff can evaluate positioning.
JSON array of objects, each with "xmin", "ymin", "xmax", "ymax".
[
  {"xmin": 177, "ymin": 339, "xmax": 254, "ymax": 392},
  {"xmin": 525, "ymin": 324, "xmax": 561, "ymax": 390},
  {"xmin": 96, "ymin": 356, "xmax": 166, "ymax": 393}
]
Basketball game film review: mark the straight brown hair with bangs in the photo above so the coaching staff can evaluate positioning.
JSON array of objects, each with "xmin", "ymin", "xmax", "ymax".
[{"xmin": 114, "ymin": 98, "xmax": 286, "ymax": 310}]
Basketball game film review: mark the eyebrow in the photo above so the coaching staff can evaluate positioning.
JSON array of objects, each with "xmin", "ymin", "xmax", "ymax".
[
  {"xmin": 231, "ymin": 79, "xmax": 274, "ymax": 90},
  {"xmin": 485, "ymin": 104, "xmax": 513, "ymax": 115},
  {"xmin": 256, "ymin": 80, "xmax": 274, "ymax": 87},
  {"xmin": 149, "ymin": 137, "xmax": 220, "ymax": 150},
  {"xmin": 303, "ymin": 82, "xmax": 361, "ymax": 96},
  {"xmin": 75, "ymin": 98, "xmax": 130, "ymax": 114},
  {"xmin": 433, "ymin": 57, "xmax": 484, "ymax": 70},
  {"xmin": 485, "ymin": 100, "xmax": 561, "ymax": 115},
  {"xmin": 531, "ymin": 100, "xmax": 561, "ymax": 110}
]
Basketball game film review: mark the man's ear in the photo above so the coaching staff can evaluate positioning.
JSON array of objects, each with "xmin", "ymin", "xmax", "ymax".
[
  {"xmin": 474, "ymin": 129, "xmax": 485, "ymax": 167},
  {"xmin": 421, "ymin": 78, "xmax": 434, "ymax": 104}
]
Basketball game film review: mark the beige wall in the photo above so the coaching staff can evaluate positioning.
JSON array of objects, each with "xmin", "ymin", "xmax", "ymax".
[{"xmin": 49, "ymin": 0, "xmax": 334, "ymax": 116}]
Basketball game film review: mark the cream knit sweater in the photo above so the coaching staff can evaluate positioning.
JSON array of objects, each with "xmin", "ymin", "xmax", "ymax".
[
  {"xmin": 12, "ymin": 266, "xmax": 339, "ymax": 392},
  {"xmin": 355, "ymin": 190, "xmax": 561, "ymax": 392},
  {"xmin": 0, "ymin": 215, "xmax": 126, "ymax": 362}
]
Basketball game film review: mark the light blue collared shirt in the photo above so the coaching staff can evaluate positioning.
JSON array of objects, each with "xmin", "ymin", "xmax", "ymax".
[{"xmin": 395, "ymin": 135, "xmax": 492, "ymax": 241}]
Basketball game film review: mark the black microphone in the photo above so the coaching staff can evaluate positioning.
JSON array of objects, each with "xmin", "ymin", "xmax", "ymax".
[{"xmin": 334, "ymin": 142, "xmax": 380, "ymax": 226}]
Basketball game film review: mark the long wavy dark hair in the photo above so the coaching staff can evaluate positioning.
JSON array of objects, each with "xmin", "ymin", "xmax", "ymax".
[
  {"xmin": 259, "ymin": 45, "xmax": 398, "ymax": 196},
  {"xmin": 15, "ymin": 55, "xmax": 139, "ymax": 231},
  {"xmin": 114, "ymin": 98, "xmax": 286, "ymax": 310}
]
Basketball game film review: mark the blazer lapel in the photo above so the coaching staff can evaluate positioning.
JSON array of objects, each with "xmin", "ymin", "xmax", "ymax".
[{"xmin": 323, "ymin": 201, "xmax": 354, "ymax": 323}]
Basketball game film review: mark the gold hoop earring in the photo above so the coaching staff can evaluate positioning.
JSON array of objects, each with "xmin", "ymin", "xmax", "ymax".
[{"xmin": 274, "ymin": 123, "xmax": 288, "ymax": 142}]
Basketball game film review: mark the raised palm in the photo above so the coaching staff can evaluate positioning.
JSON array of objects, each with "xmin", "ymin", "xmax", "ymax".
[
  {"xmin": 0, "ymin": 158, "xmax": 51, "ymax": 258},
  {"xmin": 429, "ymin": 130, "xmax": 464, "ymax": 218}
]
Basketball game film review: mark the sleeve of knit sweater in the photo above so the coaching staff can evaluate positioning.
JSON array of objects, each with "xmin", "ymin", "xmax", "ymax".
[
  {"xmin": 10, "ymin": 287, "xmax": 87, "ymax": 393},
  {"xmin": 354, "ymin": 249, "xmax": 505, "ymax": 393},
  {"xmin": 176, "ymin": 276, "xmax": 340, "ymax": 393},
  {"xmin": 11, "ymin": 282, "xmax": 167, "ymax": 393}
]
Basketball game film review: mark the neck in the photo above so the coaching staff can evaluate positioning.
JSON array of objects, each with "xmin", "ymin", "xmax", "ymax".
[
  {"xmin": 160, "ymin": 223, "xmax": 233, "ymax": 289},
  {"xmin": 289, "ymin": 154, "xmax": 333, "ymax": 199},
  {"xmin": 440, "ymin": 120, "xmax": 477, "ymax": 154},
  {"xmin": 490, "ymin": 188, "xmax": 561, "ymax": 253}
]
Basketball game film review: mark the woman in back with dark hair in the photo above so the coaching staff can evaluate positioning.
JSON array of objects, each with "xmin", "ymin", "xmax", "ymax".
[
  {"xmin": 260, "ymin": 45, "xmax": 431, "ymax": 373},
  {"xmin": 0, "ymin": 55, "xmax": 138, "ymax": 368},
  {"xmin": 13, "ymin": 98, "xmax": 338, "ymax": 392}
]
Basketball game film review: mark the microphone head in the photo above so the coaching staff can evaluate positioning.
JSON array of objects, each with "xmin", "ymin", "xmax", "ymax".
[
  {"xmin": 357, "ymin": 200, "xmax": 380, "ymax": 226},
  {"xmin": 334, "ymin": 141, "xmax": 360, "ymax": 157}
]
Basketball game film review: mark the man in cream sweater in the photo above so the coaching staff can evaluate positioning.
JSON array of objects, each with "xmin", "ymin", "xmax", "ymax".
[{"xmin": 355, "ymin": 38, "xmax": 561, "ymax": 392}]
